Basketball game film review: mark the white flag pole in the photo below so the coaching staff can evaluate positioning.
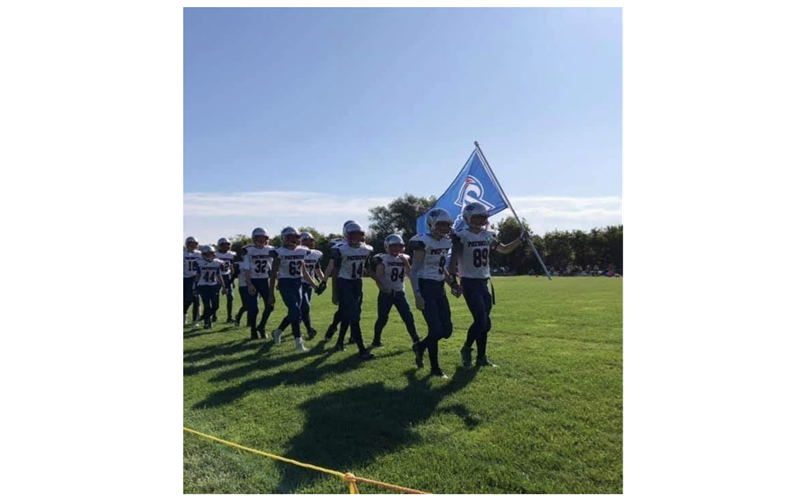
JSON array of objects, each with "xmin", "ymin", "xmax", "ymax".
[{"xmin": 474, "ymin": 141, "xmax": 553, "ymax": 280}]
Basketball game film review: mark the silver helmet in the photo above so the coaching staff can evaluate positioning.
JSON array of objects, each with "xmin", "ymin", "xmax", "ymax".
[
  {"xmin": 462, "ymin": 202, "xmax": 490, "ymax": 229},
  {"xmin": 425, "ymin": 208, "xmax": 453, "ymax": 235},
  {"xmin": 280, "ymin": 226, "xmax": 301, "ymax": 245},
  {"xmin": 384, "ymin": 234, "xmax": 404, "ymax": 253}
]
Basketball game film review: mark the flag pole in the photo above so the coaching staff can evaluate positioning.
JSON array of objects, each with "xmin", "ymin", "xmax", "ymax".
[{"xmin": 474, "ymin": 141, "xmax": 552, "ymax": 280}]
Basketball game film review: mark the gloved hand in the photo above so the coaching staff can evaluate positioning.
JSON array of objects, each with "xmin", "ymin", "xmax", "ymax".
[
  {"xmin": 520, "ymin": 231, "xmax": 531, "ymax": 243},
  {"xmin": 315, "ymin": 282, "xmax": 327, "ymax": 295}
]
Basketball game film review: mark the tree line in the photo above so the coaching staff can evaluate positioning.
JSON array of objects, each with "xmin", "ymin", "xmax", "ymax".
[{"xmin": 224, "ymin": 194, "xmax": 623, "ymax": 276}]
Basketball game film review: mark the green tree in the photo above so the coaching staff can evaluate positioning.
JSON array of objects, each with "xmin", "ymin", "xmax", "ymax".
[
  {"xmin": 588, "ymin": 228, "xmax": 606, "ymax": 267},
  {"xmin": 601, "ymin": 225, "xmax": 623, "ymax": 271},
  {"xmin": 368, "ymin": 193, "xmax": 437, "ymax": 244},
  {"xmin": 543, "ymin": 230, "xmax": 575, "ymax": 271},
  {"xmin": 568, "ymin": 230, "xmax": 592, "ymax": 268}
]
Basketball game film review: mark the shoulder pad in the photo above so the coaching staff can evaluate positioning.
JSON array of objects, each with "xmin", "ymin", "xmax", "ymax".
[
  {"xmin": 330, "ymin": 247, "xmax": 342, "ymax": 259},
  {"xmin": 409, "ymin": 239, "xmax": 426, "ymax": 252},
  {"xmin": 268, "ymin": 249, "xmax": 279, "ymax": 259}
]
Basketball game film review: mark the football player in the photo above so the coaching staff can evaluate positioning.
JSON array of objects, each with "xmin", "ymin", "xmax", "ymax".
[
  {"xmin": 232, "ymin": 255, "xmax": 250, "ymax": 327},
  {"xmin": 370, "ymin": 234, "xmax": 420, "ymax": 348},
  {"xmin": 242, "ymin": 227, "xmax": 275, "ymax": 340},
  {"xmin": 275, "ymin": 231, "xmax": 324, "ymax": 340},
  {"xmin": 183, "ymin": 236, "xmax": 201, "ymax": 326},
  {"xmin": 193, "ymin": 245, "xmax": 227, "ymax": 329},
  {"xmin": 319, "ymin": 220, "xmax": 355, "ymax": 341},
  {"xmin": 215, "ymin": 237, "xmax": 237, "ymax": 323}
]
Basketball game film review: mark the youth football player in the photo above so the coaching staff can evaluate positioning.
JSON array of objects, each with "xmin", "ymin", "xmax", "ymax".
[
  {"xmin": 215, "ymin": 237, "xmax": 237, "ymax": 323},
  {"xmin": 242, "ymin": 227, "xmax": 275, "ymax": 340},
  {"xmin": 183, "ymin": 236, "xmax": 201, "ymax": 326},
  {"xmin": 193, "ymin": 245, "xmax": 227, "ymax": 329},
  {"xmin": 319, "ymin": 220, "xmax": 355, "ymax": 341},
  {"xmin": 233, "ymin": 256, "xmax": 250, "ymax": 327},
  {"xmin": 370, "ymin": 234, "xmax": 420, "ymax": 348}
]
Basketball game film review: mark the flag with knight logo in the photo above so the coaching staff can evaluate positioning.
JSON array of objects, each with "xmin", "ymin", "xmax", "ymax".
[
  {"xmin": 417, "ymin": 142, "xmax": 552, "ymax": 279},
  {"xmin": 416, "ymin": 146, "xmax": 508, "ymax": 234}
]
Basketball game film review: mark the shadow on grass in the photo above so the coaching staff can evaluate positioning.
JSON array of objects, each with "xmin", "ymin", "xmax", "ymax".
[
  {"xmin": 193, "ymin": 343, "xmax": 407, "ymax": 408},
  {"xmin": 274, "ymin": 368, "xmax": 480, "ymax": 493}
]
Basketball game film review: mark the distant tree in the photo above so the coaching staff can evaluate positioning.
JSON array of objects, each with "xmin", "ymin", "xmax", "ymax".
[
  {"xmin": 368, "ymin": 193, "xmax": 437, "ymax": 244},
  {"xmin": 543, "ymin": 230, "xmax": 575, "ymax": 271}
]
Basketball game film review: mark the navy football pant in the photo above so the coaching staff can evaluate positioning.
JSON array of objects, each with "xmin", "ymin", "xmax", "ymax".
[
  {"xmin": 221, "ymin": 274, "xmax": 234, "ymax": 319},
  {"xmin": 198, "ymin": 284, "xmax": 221, "ymax": 324},
  {"xmin": 461, "ymin": 278, "xmax": 493, "ymax": 360},
  {"xmin": 335, "ymin": 278, "xmax": 367, "ymax": 353},
  {"xmin": 417, "ymin": 278, "xmax": 453, "ymax": 371},
  {"xmin": 246, "ymin": 278, "xmax": 274, "ymax": 334},
  {"xmin": 183, "ymin": 277, "xmax": 199, "ymax": 321},
  {"xmin": 276, "ymin": 278, "xmax": 303, "ymax": 339},
  {"xmin": 374, "ymin": 290, "xmax": 419, "ymax": 344}
]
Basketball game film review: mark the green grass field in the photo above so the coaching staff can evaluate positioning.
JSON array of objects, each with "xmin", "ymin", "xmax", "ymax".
[{"xmin": 183, "ymin": 276, "xmax": 622, "ymax": 494}]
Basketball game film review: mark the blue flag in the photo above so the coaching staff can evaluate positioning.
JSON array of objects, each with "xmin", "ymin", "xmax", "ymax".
[{"xmin": 416, "ymin": 147, "xmax": 509, "ymax": 235}]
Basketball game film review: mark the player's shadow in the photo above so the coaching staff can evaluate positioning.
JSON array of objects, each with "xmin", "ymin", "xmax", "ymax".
[
  {"xmin": 184, "ymin": 343, "xmax": 272, "ymax": 377},
  {"xmin": 192, "ymin": 345, "xmax": 407, "ymax": 409},
  {"xmin": 183, "ymin": 323, "xmax": 247, "ymax": 340},
  {"xmin": 182, "ymin": 328, "xmax": 219, "ymax": 340},
  {"xmin": 274, "ymin": 368, "xmax": 479, "ymax": 493},
  {"xmin": 184, "ymin": 338, "xmax": 267, "ymax": 364}
]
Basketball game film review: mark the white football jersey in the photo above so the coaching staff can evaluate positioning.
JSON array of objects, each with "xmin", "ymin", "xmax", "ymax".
[
  {"xmin": 215, "ymin": 250, "xmax": 236, "ymax": 276},
  {"xmin": 196, "ymin": 258, "xmax": 225, "ymax": 286},
  {"xmin": 452, "ymin": 229, "xmax": 499, "ymax": 279},
  {"xmin": 373, "ymin": 253, "xmax": 410, "ymax": 292},
  {"xmin": 243, "ymin": 245, "xmax": 274, "ymax": 279},
  {"xmin": 409, "ymin": 233, "xmax": 452, "ymax": 281},
  {"xmin": 183, "ymin": 250, "xmax": 201, "ymax": 278},
  {"xmin": 303, "ymin": 248, "xmax": 323, "ymax": 279},
  {"xmin": 331, "ymin": 243, "xmax": 374, "ymax": 280},
  {"xmin": 269, "ymin": 246, "xmax": 311, "ymax": 280}
]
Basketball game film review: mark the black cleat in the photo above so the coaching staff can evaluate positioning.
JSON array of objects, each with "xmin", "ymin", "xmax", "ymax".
[
  {"xmin": 476, "ymin": 357, "xmax": 498, "ymax": 368},
  {"xmin": 413, "ymin": 342, "xmax": 424, "ymax": 369},
  {"xmin": 307, "ymin": 328, "xmax": 318, "ymax": 340},
  {"xmin": 250, "ymin": 332, "xmax": 259, "ymax": 340},
  {"xmin": 429, "ymin": 368, "xmax": 449, "ymax": 379},
  {"xmin": 226, "ymin": 318, "xmax": 235, "ymax": 324},
  {"xmin": 358, "ymin": 351, "xmax": 375, "ymax": 361},
  {"xmin": 370, "ymin": 341, "xmax": 384, "ymax": 348},
  {"xmin": 204, "ymin": 322, "xmax": 212, "ymax": 329},
  {"xmin": 323, "ymin": 327, "xmax": 336, "ymax": 342},
  {"xmin": 347, "ymin": 337, "xmax": 355, "ymax": 345},
  {"xmin": 334, "ymin": 343, "xmax": 346, "ymax": 352},
  {"xmin": 257, "ymin": 327, "xmax": 267, "ymax": 339},
  {"xmin": 212, "ymin": 315, "xmax": 218, "ymax": 323},
  {"xmin": 460, "ymin": 346, "xmax": 473, "ymax": 369}
]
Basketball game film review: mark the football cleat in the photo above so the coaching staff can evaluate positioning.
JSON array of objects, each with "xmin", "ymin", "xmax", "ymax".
[
  {"xmin": 358, "ymin": 351, "xmax": 375, "ymax": 361},
  {"xmin": 429, "ymin": 368, "xmax": 449, "ymax": 379},
  {"xmin": 307, "ymin": 328, "xmax": 318, "ymax": 340},
  {"xmin": 460, "ymin": 346, "xmax": 473, "ymax": 369},
  {"xmin": 476, "ymin": 357, "xmax": 498, "ymax": 368},
  {"xmin": 371, "ymin": 341, "xmax": 385, "ymax": 348},
  {"xmin": 413, "ymin": 342, "xmax": 424, "ymax": 369},
  {"xmin": 334, "ymin": 343, "xmax": 346, "ymax": 352},
  {"xmin": 272, "ymin": 329, "xmax": 283, "ymax": 344},
  {"xmin": 295, "ymin": 338, "xmax": 308, "ymax": 352}
]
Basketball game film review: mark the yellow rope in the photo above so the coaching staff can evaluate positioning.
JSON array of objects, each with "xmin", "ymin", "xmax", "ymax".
[
  {"xmin": 183, "ymin": 426, "xmax": 431, "ymax": 494},
  {"xmin": 183, "ymin": 427, "xmax": 343, "ymax": 479}
]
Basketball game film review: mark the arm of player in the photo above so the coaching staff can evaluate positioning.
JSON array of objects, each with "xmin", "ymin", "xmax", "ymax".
[
  {"xmin": 368, "ymin": 255, "xmax": 385, "ymax": 291},
  {"xmin": 301, "ymin": 261, "xmax": 317, "ymax": 288},
  {"xmin": 316, "ymin": 259, "xmax": 334, "ymax": 295},
  {"xmin": 216, "ymin": 269, "xmax": 226, "ymax": 291},
  {"xmin": 329, "ymin": 249, "xmax": 342, "ymax": 305},
  {"xmin": 244, "ymin": 268, "xmax": 256, "ymax": 295},
  {"xmin": 363, "ymin": 253, "xmax": 376, "ymax": 280},
  {"xmin": 496, "ymin": 231, "xmax": 530, "ymax": 255},
  {"xmin": 409, "ymin": 249, "xmax": 425, "ymax": 310},
  {"xmin": 193, "ymin": 272, "xmax": 200, "ymax": 296},
  {"xmin": 373, "ymin": 262, "xmax": 389, "ymax": 293},
  {"xmin": 268, "ymin": 255, "xmax": 278, "ymax": 305},
  {"xmin": 447, "ymin": 235, "xmax": 461, "ymax": 275},
  {"xmin": 444, "ymin": 235, "xmax": 463, "ymax": 296},
  {"xmin": 331, "ymin": 260, "xmax": 340, "ymax": 305}
]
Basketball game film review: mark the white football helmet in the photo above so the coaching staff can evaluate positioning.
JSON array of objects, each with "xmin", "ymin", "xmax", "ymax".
[
  {"xmin": 299, "ymin": 232, "xmax": 314, "ymax": 247},
  {"xmin": 200, "ymin": 245, "xmax": 215, "ymax": 254},
  {"xmin": 342, "ymin": 220, "xmax": 357, "ymax": 239},
  {"xmin": 344, "ymin": 222, "xmax": 364, "ymax": 246},
  {"xmin": 425, "ymin": 208, "xmax": 453, "ymax": 236},
  {"xmin": 217, "ymin": 237, "xmax": 230, "ymax": 246},
  {"xmin": 281, "ymin": 226, "xmax": 301, "ymax": 246},
  {"xmin": 384, "ymin": 234, "xmax": 404, "ymax": 253},
  {"xmin": 252, "ymin": 227, "xmax": 268, "ymax": 246},
  {"xmin": 462, "ymin": 202, "xmax": 490, "ymax": 229}
]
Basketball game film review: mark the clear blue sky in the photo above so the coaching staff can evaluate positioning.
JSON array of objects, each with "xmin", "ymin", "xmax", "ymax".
[{"xmin": 184, "ymin": 7, "xmax": 621, "ymax": 242}]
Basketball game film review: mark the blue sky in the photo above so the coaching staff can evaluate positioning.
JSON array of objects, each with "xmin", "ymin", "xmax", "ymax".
[{"xmin": 184, "ymin": 7, "xmax": 622, "ymax": 244}]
